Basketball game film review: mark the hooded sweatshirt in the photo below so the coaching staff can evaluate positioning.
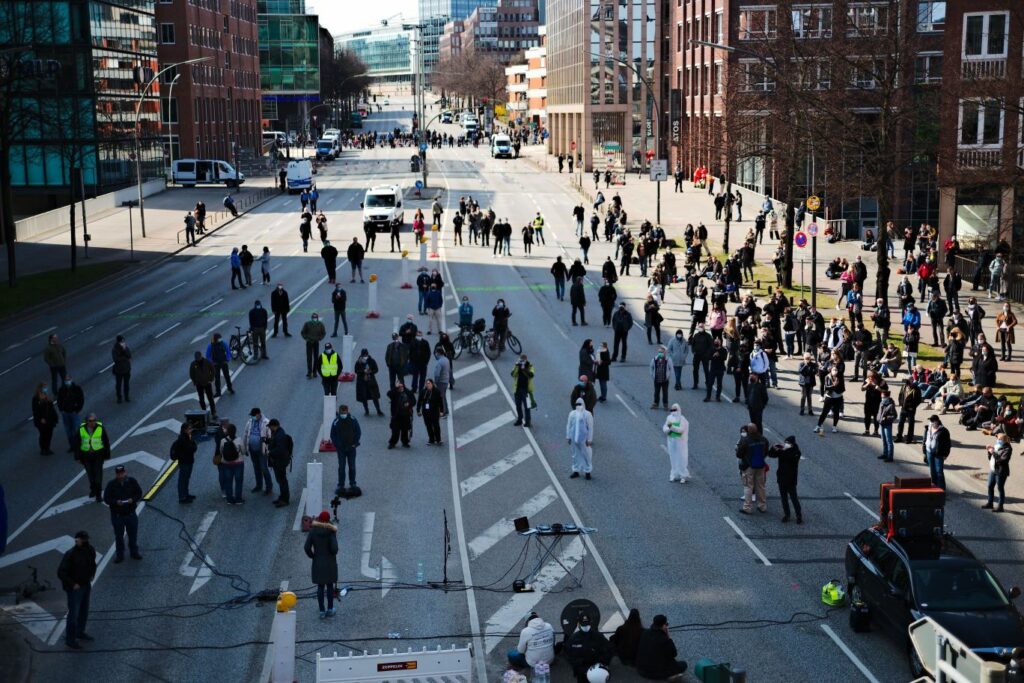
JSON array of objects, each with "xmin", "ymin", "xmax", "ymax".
[{"xmin": 516, "ymin": 617, "xmax": 555, "ymax": 667}]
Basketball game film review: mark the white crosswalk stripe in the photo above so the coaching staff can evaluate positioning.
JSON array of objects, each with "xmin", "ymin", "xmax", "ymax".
[
  {"xmin": 460, "ymin": 446, "xmax": 533, "ymax": 497},
  {"xmin": 455, "ymin": 411, "xmax": 515, "ymax": 449},
  {"xmin": 467, "ymin": 486, "xmax": 558, "ymax": 560},
  {"xmin": 453, "ymin": 385, "xmax": 497, "ymax": 411}
]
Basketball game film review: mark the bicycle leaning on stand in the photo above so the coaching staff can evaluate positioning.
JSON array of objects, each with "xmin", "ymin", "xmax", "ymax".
[
  {"xmin": 452, "ymin": 322, "xmax": 484, "ymax": 359},
  {"xmin": 228, "ymin": 326, "xmax": 259, "ymax": 365},
  {"xmin": 483, "ymin": 326, "xmax": 522, "ymax": 360}
]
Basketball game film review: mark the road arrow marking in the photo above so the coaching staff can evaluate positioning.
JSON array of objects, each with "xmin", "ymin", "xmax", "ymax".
[
  {"xmin": 105, "ymin": 450, "xmax": 165, "ymax": 472},
  {"xmin": 190, "ymin": 319, "xmax": 228, "ymax": 344},
  {"xmin": 39, "ymin": 495, "xmax": 96, "ymax": 520},
  {"xmin": 178, "ymin": 511, "xmax": 217, "ymax": 594},
  {"xmin": 361, "ymin": 512, "xmax": 397, "ymax": 598},
  {"xmin": 0, "ymin": 600, "xmax": 60, "ymax": 642},
  {"xmin": 0, "ymin": 536, "xmax": 75, "ymax": 570},
  {"xmin": 132, "ymin": 419, "xmax": 182, "ymax": 438}
]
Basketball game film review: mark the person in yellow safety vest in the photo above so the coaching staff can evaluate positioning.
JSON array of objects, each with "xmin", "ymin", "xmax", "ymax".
[
  {"xmin": 76, "ymin": 413, "xmax": 110, "ymax": 502},
  {"xmin": 319, "ymin": 342, "xmax": 341, "ymax": 396},
  {"xmin": 532, "ymin": 212, "xmax": 546, "ymax": 245}
]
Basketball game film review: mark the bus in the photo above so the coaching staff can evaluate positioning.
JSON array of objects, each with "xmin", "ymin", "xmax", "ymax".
[{"xmin": 349, "ymin": 111, "xmax": 363, "ymax": 129}]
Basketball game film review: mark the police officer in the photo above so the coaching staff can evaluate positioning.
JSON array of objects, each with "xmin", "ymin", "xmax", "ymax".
[
  {"xmin": 77, "ymin": 414, "xmax": 109, "ymax": 502},
  {"xmin": 103, "ymin": 464, "xmax": 143, "ymax": 562},
  {"xmin": 320, "ymin": 342, "xmax": 340, "ymax": 396}
]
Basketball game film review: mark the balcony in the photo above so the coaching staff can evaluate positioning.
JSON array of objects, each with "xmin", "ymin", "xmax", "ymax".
[
  {"xmin": 957, "ymin": 147, "xmax": 1003, "ymax": 169},
  {"xmin": 507, "ymin": 82, "xmax": 527, "ymax": 92},
  {"xmin": 961, "ymin": 57, "xmax": 1007, "ymax": 80}
]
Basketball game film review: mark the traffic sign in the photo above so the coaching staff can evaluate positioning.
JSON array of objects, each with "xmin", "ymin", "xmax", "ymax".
[
  {"xmin": 807, "ymin": 222, "xmax": 819, "ymax": 237},
  {"xmin": 649, "ymin": 159, "xmax": 668, "ymax": 182},
  {"xmin": 806, "ymin": 195, "xmax": 821, "ymax": 212},
  {"xmin": 794, "ymin": 231, "xmax": 808, "ymax": 248},
  {"xmin": 415, "ymin": 180, "xmax": 423, "ymax": 189}
]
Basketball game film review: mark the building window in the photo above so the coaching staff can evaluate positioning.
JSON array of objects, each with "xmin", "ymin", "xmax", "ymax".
[
  {"xmin": 714, "ymin": 62, "xmax": 722, "ymax": 94},
  {"xmin": 792, "ymin": 5, "xmax": 832, "ymax": 39},
  {"xmin": 916, "ymin": 1, "xmax": 945, "ymax": 33},
  {"xmin": 739, "ymin": 6, "xmax": 777, "ymax": 41},
  {"xmin": 740, "ymin": 60, "xmax": 775, "ymax": 92},
  {"xmin": 714, "ymin": 11, "xmax": 723, "ymax": 43},
  {"xmin": 963, "ymin": 12, "xmax": 1008, "ymax": 58},
  {"xmin": 797, "ymin": 59, "xmax": 831, "ymax": 90},
  {"xmin": 959, "ymin": 99, "xmax": 1003, "ymax": 147},
  {"xmin": 847, "ymin": 3, "xmax": 888, "ymax": 37},
  {"xmin": 159, "ymin": 65, "xmax": 178, "ymax": 84},
  {"xmin": 914, "ymin": 53, "xmax": 942, "ymax": 84},
  {"xmin": 160, "ymin": 23, "xmax": 175, "ymax": 44},
  {"xmin": 849, "ymin": 58, "xmax": 881, "ymax": 89},
  {"xmin": 161, "ymin": 97, "xmax": 179, "ymax": 124}
]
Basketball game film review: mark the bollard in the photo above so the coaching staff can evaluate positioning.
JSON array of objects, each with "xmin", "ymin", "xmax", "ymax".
[
  {"xmin": 366, "ymin": 277, "xmax": 380, "ymax": 318},
  {"xmin": 270, "ymin": 595, "xmax": 297, "ymax": 683},
  {"xmin": 400, "ymin": 254, "xmax": 412, "ymax": 288},
  {"xmin": 339, "ymin": 334, "xmax": 355, "ymax": 382},
  {"xmin": 306, "ymin": 460, "xmax": 323, "ymax": 518},
  {"xmin": 318, "ymin": 397, "xmax": 336, "ymax": 451},
  {"xmin": 429, "ymin": 227, "xmax": 439, "ymax": 258},
  {"xmin": 419, "ymin": 240, "xmax": 427, "ymax": 270}
]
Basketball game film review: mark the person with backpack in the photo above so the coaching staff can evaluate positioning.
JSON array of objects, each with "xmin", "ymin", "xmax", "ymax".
[
  {"xmin": 267, "ymin": 419, "xmax": 292, "ymax": 507},
  {"xmin": 218, "ymin": 422, "xmax": 245, "ymax": 504},
  {"xmin": 736, "ymin": 423, "xmax": 769, "ymax": 514},
  {"xmin": 170, "ymin": 423, "xmax": 197, "ymax": 504}
]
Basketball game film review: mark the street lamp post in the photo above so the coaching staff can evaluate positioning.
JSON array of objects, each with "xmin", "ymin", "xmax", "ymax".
[
  {"xmin": 134, "ymin": 57, "xmax": 211, "ymax": 239},
  {"xmin": 166, "ymin": 73, "xmax": 181, "ymax": 182}
]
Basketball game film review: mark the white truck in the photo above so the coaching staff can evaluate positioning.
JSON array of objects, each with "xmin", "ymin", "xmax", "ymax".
[{"xmin": 361, "ymin": 184, "xmax": 404, "ymax": 233}]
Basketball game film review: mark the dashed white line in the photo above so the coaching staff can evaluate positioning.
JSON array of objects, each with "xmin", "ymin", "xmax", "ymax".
[
  {"xmin": 468, "ymin": 486, "xmax": 559, "ymax": 560},
  {"xmin": 27, "ymin": 326, "xmax": 57, "ymax": 341},
  {"xmin": 844, "ymin": 492, "xmax": 879, "ymax": 521},
  {"xmin": 97, "ymin": 362, "xmax": 114, "ymax": 375},
  {"xmin": 201, "ymin": 264, "xmax": 220, "ymax": 275},
  {"xmin": 117, "ymin": 300, "xmax": 146, "ymax": 315},
  {"xmin": 199, "ymin": 297, "xmax": 223, "ymax": 313},
  {"xmin": 615, "ymin": 393, "xmax": 638, "ymax": 418},
  {"xmin": 453, "ymin": 362, "xmax": 486, "ymax": 380},
  {"xmin": 723, "ymin": 516, "xmax": 773, "ymax": 566},
  {"xmin": 154, "ymin": 322, "xmax": 182, "ymax": 339},
  {"xmin": 820, "ymin": 624, "xmax": 881, "ymax": 683},
  {"xmin": 0, "ymin": 357, "xmax": 32, "ymax": 377},
  {"xmin": 165, "ymin": 281, "xmax": 187, "ymax": 293},
  {"xmin": 97, "ymin": 322, "xmax": 140, "ymax": 347}
]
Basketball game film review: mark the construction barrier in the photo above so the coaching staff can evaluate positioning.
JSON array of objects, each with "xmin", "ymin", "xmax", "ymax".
[{"xmin": 316, "ymin": 644, "xmax": 473, "ymax": 683}]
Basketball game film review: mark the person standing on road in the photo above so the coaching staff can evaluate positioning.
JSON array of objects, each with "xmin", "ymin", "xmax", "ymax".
[
  {"xmin": 103, "ymin": 464, "xmax": 143, "ymax": 561},
  {"xmin": 666, "ymin": 330, "xmax": 687, "ymax": 390},
  {"xmin": 330, "ymin": 405, "xmax": 361, "ymax": 495},
  {"xmin": 320, "ymin": 240, "xmax": 339, "ymax": 284},
  {"xmin": 309, "ymin": 187, "xmax": 319, "ymax": 213},
  {"xmin": 662, "ymin": 405, "xmax": 690, "ymax": 483},
  {"xmin": 206, "ymin": 333, "xmax": 235, "ymax": 397},
  {"xmin": 432, "ymin": 197, "xmax": 443, "ymax": 227},
  {"xmin": 363, "ymin": 221, "xmax": 376, "ymax": 252},
  {"xmin": 316, "ymin": 210, "xmax": 328, "ymax": 243},
  {"xmin": 319, "ymin": 342, "xmax": 340, "ymax": 396},
  {"xmin": 597, "ymin": 279, "xmax": 617, "ymax": 326},
  {"xmin": 77, "ymin": 414, "xmax": 109, "ymax": 501},
  {"xmin": 111, "ymin": 335, "xmax": 131, "ymax": 403},
  {"xmin": 32, "ymin": 383, "xmax": 58, "ymax": 455},
  {"xmin": 512, "ymin": 356, "xmax": 534, "ymax": 428},
  {"xmin": 230, "ymin": 248, "xmax": 246, "ymax": 289},
  {"xmin": 305, "ymin": 510, "xmax": 339, "ymax": 619},
  {"xmin": 747, "ymin": 373, "xmax": 769, "ymax": 435},
  {"xmin": 737, "ymin": 424, "xmax": 769, "ymax": 515},
  {"xmin": 611, "ymin": 303, "xmax": 633, "ymax": 362},
  {"xmin": 328, "ymin": 284, "xmax": 348, "ymax": 338},
  {"xmin": 895, "ymin": 377, "xmax": 922, "ymax": 444},
  {"xmin": 417, "ymin": 378, "xmax": 444, "ymax": 446},
  {"xmin": 566, "ymin": 398, "xmax": 594, "ymax": 480},
  {"xmin": 170, "ymin": 423, "xmax": 197, "ymax": 504},
  {"xmin": 769, "ymin": 436, "xmax": 803, "ymax": 524},
  {"xmin": 301, "ymin": 313, "xmax": 326, "ymax": 379},
  {"xmin": 271, "ymin": 283, "xmax": 291, "ymax": 337},
  {"xmin": 452, "ymin": 211, "xmax": 464, "ymax": 245},
  {"xmin": 923, "ymin": 415, "xmax": 951, "ymax": 490},
  {"xmin": 876, "ymin": 389, "xmax": 898, "ymax": 462},
  {"xmin": 189, "ymin": 351, "xmax": 217, "ymax": 418},
  {"xmin": 650, "ymin": 347, "xmax": 673, "ymax": 410},
  {"xmin": 220, "ymin": 422, "xmax": 245, "ymax": 504},
  {"xmin": 645, "ymin": 296, "xmax": 663, "ymax": 345},
  {"xmin": 705, "ymin": 338, "xmax": 727, "ymax": 402},
  {"xmin": 689, "ymin": 323, "xmax": 713, "ymax": 390},
  {"xmin": 982, "ymin": 434, "xmax": 1011, "ymax": 512},
  {"xmin": 267, "ymin": 419, "xmax": 291, "ymax": 507},
  {"xmin": 347, "ymin": 237, "xmax": 366, "ymax": 283},
  {"xmin": 44, "ymin": 333, "xmax": 67, "ymax": 395},
  {"xmin": 183, "ymin": 211, "xmax": 197, "ymax": 246},
  {"xmin": 56, "ymin": 375, "xmax": 84, "ymax": 452},
  {"xmin": 425, "ymin": 284, "xmax": 444, "ymax": 334},
  {"xmin": 532, "ymin": 212, "xmax": 546, "ymax": 245},
  {"xmin": 355, "ymin": 349, "xmax": 384, "ymax": 417},
  {"xmin": 249, "ymin": 300, "xmax": 269, "ymax": 360},
  {"xmin": 239, "ymin": 245, "xmax": 255, "ymax": 286},
  {"xmin": 432, "ymin": 348, "xmax": 451, "ymax": 413},
  {"xmin": 58, "ymin": 530, "xmax": 96, "ymax": 649},
  {"xmin": 551, "ymin": 256, "xmax": 569, "ymax": 301},
  {"xmin": 261, "ymin": 247, "xmax": 271, "ymax": 284},
  {"xmin": 410, "ymin": 331, "xmax": 431, "ymax": 392},
  {"xmin": 386, "ymin": 381, "xmax": 416, "ymax": 449},
  {"xmin": 595, "ymin": 342, "xmax": 611, "ymax": 402},
  {"xmin": 243, "ymin": 408, "xmax": 272, "ymax": 495},
  {"xmin": 569, "ymin": 277, "xmax": 588, "ymax": 326},
  {"xmin": 814, "ymin": 366, "xmax": 844, "ymax": 434}
]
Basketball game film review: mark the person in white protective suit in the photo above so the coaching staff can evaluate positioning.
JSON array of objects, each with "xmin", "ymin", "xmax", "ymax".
[
  {"xmin": 662, "ymin": 404, "xmax": 690, "ymax": 483},
  {"xmin": 566, "ymin": 398, "xmax": 594, "ymax": 479}
]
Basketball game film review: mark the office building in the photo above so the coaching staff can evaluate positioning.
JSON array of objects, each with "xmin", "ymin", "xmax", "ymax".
[
  {"xmin": 156, "ymin": 0, "xmax": 262, "ymax": 167},
  {"xmin": 336, "ymin": 25, "xmax": 414, "ymax": 90},
  {"xmin": 4, "ymin": 0, "xmax": 162, "ymax": 215},
  {"xmin": 257, "ymin": 0, "xmax": 320, "ymax": 135},
  {"xmin": 505, "ymin": 27, "xmax": 547, "ymax": 129},
  {"xmin": 439, "ymin": 20, "xmax": 464, "ymax": 61},
  {"xmin": 546, "ymin": 0, "xmax": 661, "ymax": 172},
  {"xmin": 418, "ymin": 0, "xmax": 493, "ymax": 81},
  {"xmin": 459, "ymin": 1, "xmax": 541, "ymax": 63}
]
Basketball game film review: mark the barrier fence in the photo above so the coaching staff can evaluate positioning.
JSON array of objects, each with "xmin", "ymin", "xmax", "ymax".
[{"xmin": 175, "ymin": 187, "xmax": 277, "ymax": 245}]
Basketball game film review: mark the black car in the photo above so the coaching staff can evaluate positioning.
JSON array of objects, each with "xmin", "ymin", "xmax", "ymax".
[{"xmin": 845, "ymin": 526, "xmax": 1024, "ymax": 676}]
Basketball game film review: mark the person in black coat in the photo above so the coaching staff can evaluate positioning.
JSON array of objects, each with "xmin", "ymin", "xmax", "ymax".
[
  {"xmin": 267, "ymin": 420, "xmax": 291, "ymax": 506},
  {"xmin": 169, "ymin": 423, "xmax": 198, "ymax": 503},
  {"xmin": 635, "ymin": 614, "xmax": 687, "ymax": 681},
  {"xmin": 769, "ymin": 436, "xmax": 803, "ymax": 523},
  {"xmin": 355, "ymin": 349, "xmax": 383, "ymax": 416},
  {"xmin": 270, "ymin": 284, "xmax": 291, "ymax": 337},
  {"xmin": 31, "ymin": 383, "xmax": 58, "ymax": 455},
  {"xmin": 610, "ymin": 608, "xmax": 643, "ymax": 666},
  {"xmin": 416, "ymin": 379, "xmax": 444, "ymax": 445},
  {"xmin": 57, "ymin": 530, "xmax": 97, "ymax": 649},
  {"xmin": 569, "ymin": 277, "xmax": 587, "ymax": 326},
  {"xmin": 611, "ymin": 303, "xmax": 633, "ymax": 361},
  {"xmin": 56, "ymin": 376, "xmax": 85, "ymax": 453},
  {"xmin": 565, "ymin": 614, "xmax": 613, "ymax": 682},
  {"xmin": 304, "ymin": 511, "xmax": 339, "ymax": 617},
  {"xmin": 598, "ymin": 279, "xmax": 617, "ymax": 326},
  {"xmin": 387, "ymin": 382, "xmax": 416, "ymax": 448},
  {"xmin": 249, "ymin": 300, "xmax": 269, "ymax": 359},
  {"xmin": 320, "ymin": 241, "xmax": 339, "ymax": 283}
]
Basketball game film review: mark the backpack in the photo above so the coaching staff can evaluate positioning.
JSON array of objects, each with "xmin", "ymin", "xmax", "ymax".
[
  {"xmin": 285, "ymin": 433, "xmax": 294, "ymax": 458},
  {"xmin": 222, "ymin": 439, "xmax": 239, "ymax": 463}
]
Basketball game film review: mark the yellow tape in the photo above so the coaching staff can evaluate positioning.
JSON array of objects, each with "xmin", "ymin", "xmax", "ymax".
[{"xmin": 143, "ymin": 460, "xmax": 179, "ymax": 501}]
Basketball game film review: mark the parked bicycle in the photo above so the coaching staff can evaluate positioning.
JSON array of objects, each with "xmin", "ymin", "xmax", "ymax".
[
  {"xmin": 452, "ymin": 319, "xmax": 485, "ymax": 359},
  {"xmin": 228, "ymin": 326, "xmax": 259, "ymax": 365},
  {"xmin": 483, "ymin": 327, "xmax": 521, "ymax": 360}
]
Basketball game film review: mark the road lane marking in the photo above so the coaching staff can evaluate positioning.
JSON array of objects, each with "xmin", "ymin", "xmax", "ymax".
[
  {"xmin": 165, "ymin": 281, "xmax": 187, "ymax": 293},
  {"xmin": 98, "ymin": 322, "xmax": 139, "ymax": 346},
  {"xmin": 178, "ymin": 511, "xmax": 218, "ymax": 594},
  {"xmin": 27, "ymin": 326, "xmax": 57, "ymax": 341},
  {"xmin": 359, "ymin": 512, "xmax": 397, "ymax": 598},
  {"xmin": 117, "ymin": 300, "xmax": 146, "ymax": 315},
  {"xmin": 845, "ymin": 492, "xmax": 879, "ymax": 520},
  {"xmin": 39, "ymin": 495, "xmax": 96, "ymax": 520},
  {"xmin": 452, "ymin": 384, "xmax": 497, "ymax": 411},
  {"xmin": 460, "ymin": 445, "xmax": 533, "ymax": 497},
  {"xmin": 167, "ymin": 394, "xmax": 194, "ymax": 406},
  {"xmin": 455, "ymin": 410, "xmax": 515, "ymax": 449},
  {"xmin": 0, "ymin": 357, "xmax": 31, "ymax": 377},
  {"xmin": 723, "ymin": 516, "xmax": 773, "ymax": 566},
  {"xmin": 199, "ymin": 297, "xmax": 223, "ymax": 312},
  {"xmin": 291, "ymin": 488, "xmax": 309, "ymax": 531},
  {"xmin": 132, "ymin": 419, "xmax": 182, "ymax": 437},
  {"xmin": 0, "ymin": 600, "xmax": 60, "ymax": 642},
  {"xmin": 615, "ymin": 393, "xmax": 638, "ymax": 418},
  {"xmin": 154, "ymin": 321, "xmax": 182, "ymax": 339},
  {"xmin": 190, "ymin": 319, "xmax": 228, "ymax": 344},
  {"xmin": 820, "ymin": 624, "xmax": 881, "ymax": 683},
  {"xmin": 97, "ymin": 362, "xmax": 114, "ymax": 375},
  {"xmin": 468, "ymin": 486, "xmax": 558, "ymax": 560},
  {"xmin": 0, "ymin": 536, "xmax": 74, "ymax": 569},
  {"xmin": 453, "ymin": 361, "xmax": 486, "ymax": 379},
  {"xmin": 290, "ymin": 273, "xmax": 332, "ymax": 310},
  {"xmin": 201, "ymin": 263, "xmax": 220, "ymax": 274}
]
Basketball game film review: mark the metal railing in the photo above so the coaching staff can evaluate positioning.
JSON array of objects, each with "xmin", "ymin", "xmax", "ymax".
[
  {"xmin": 961, "ymin": 57, "xmax": 1007, "ymax": 80},
  {"xmin": 175, "ymin": 187, "xmax": 277, "ymax": 245},
  {"xmin": 957, "ymin": 148, "xmax": 1003, "ymax": 169},
  {"xmin": 952, "ymin": 254, "xmax": 1023, "ymax": 303}
]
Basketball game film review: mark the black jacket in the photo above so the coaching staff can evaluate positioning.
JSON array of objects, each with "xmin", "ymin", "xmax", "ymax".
[
  {"xmin": 923, "ymin": 425, "xmax": 952, "ymax": 461},
  {"xmin": 267, "ymin": 427, "xmax": 290, "ymax": 467},
  {"xmin": 598, "ymin": 284, "xmax": 617, "ymax": 308},
  {"xmin": 57, "ymin": 543, "xmax": 97, "ymax": 591},
  {"xmin": 56, "ymin": 383, "xmax": 85, "ymax": 413},
  {"xmin": 271, "ymin": 288, "xmax": 291, "ymax": 313},
  {"xmin": 566, "ymin": 629, "xmax": 613, "ymax": 670},
  {"xmin": 689, "ymin": 330, "xmax": 713, "ymax": 359},
  {"xmin": 170, "ymin": 434, "xmax": 197, "ymax": 465},
  {"xmin": 612, "ymin": 309, "xmax": 634, "ymax": 332},
  {"xmin": 569, "ymin": 280, "xmax": 586, "ymax": 305},
  {"xmin": 249, "ymin": 305, "xmax": 269, "ymax": 329},
  {"xmin": 769, "ymin": 442, "xmax": 801, "ymax": 486},
  {"xmin": 103, "ymin": 476, "xmax": 142, "ymax": 515},
  {"xmin": 635, "ymin": 627, "xmax": 682, "ymax": 680}
]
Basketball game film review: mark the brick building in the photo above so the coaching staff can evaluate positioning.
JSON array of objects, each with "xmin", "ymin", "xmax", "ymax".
[
  {"xmin": 505, "ymin": 27, "xmax": 547, "ymax": 129},
  {"xmin": 441, "ymin": 0, "xmax": 541, "ymax": 64},
  {"xmin": 157, "ymin": 0, "xmax": 262, "ymax": 167},
  {"xmin": 439, "ymin": 19, "xmax": 465, "ymax": 60}
]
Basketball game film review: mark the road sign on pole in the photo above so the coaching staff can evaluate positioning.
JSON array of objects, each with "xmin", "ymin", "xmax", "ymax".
[
  {"xmin": 794, "ymin": 231, "xmax": 808, "ymax": 248},
  {"xmin": 806, "ymin": 195, "xmax": 821, "ymax": 212},
  {"xmin": 649, "ymin": 159, "xmax": 668, "ymax": 182},
  {"xmin": 807, "ymin": 222, "xmax": 819, "ymax": 237}
]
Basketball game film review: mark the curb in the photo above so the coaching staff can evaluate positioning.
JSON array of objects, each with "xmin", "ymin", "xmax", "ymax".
[{"xmin": 1, "ymin": 187, "xmax": 281, "ymax": 325}]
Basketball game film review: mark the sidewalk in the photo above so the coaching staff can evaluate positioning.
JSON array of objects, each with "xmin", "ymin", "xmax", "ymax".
[{"xmin": 522, "ymin": 143, "xmax": 1022, "ymax": 487}]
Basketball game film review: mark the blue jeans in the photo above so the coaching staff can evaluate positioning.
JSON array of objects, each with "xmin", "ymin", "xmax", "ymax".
[
  {"xmin": 880, "ymin": 423, "xmax": 894, "ymax": 460},
  {"xmin": 418, "ymin": 290, "xmax": 427, "ymax": 314},
  {"xmin": 217, "ymin": 463, "xmax": 230, "ymax": 497},
  {"xmin": 337, "ymin": 447, "xmax": 357, "ymax": 489},
  {"xmin": 61, "ymin": 411, "xmax": 80, "ymax": 450},
  {"xmin": 65, "ymin": 585, "xmax": 90, "ymax": 645},
  {"xmin": 225, "ymin": 464, "xmax": 244, "ymax": 503},
  {"xmin": 767, "ymin": 359, "xmax": 778, "ymax": 386},
  {"xmin": 988, "ymin": 470, "xmax": 1007, "ymax": 506},
  {"xmin": 177, "ymin": 460, "xmax": 194, "ymax": 501},
  {"xmin": 927, "ymin": 449, "xmax": 946, "ymax": 489},
  {"xmin": 673, "ymin": 365, "xmax": 683, "ymax": 388},
  {"xmin": 251, "ymin": 449, "xmax": 272, "ymax": 492},
  {"xmin": 514, "ymin": 389, "xmax": 531, "ymax": 425},
  {"xmin": 111, "ymin": 512, "xmax": 139, "ymax": 558},
  {"xmin": 554, "ymin": 278, "xmax": 565, "ymax": 301},
  {"xmin": 598, "ymin": 378, "xmax": 608, "ymax": 400}
]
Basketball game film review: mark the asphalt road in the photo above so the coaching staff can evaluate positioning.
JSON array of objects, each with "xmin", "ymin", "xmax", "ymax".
[{"xmin": 1, "ymin": 98, "xmax": 1022, "ymax": 683}]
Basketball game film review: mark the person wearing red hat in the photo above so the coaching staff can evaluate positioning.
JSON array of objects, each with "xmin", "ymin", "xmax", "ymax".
[{"xmin": 304, "ymin": 511, "xmax": 339, "ymax": 618}]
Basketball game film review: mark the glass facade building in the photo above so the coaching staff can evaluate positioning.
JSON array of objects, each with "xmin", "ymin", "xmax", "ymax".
[
  {"xmin": 335, "ymin": 27, "xmax": 413, "ymax": 86},
  {"xmin": 2, "ymin": 0, "xmax": 162, "ymax": 210},
  {"xmin": 418, "ymin": 0, "xmax": 492, "ymax": 80},
  {"xmin": 257, "ymin": 0, "xmax": 320, "ymax": 127}
]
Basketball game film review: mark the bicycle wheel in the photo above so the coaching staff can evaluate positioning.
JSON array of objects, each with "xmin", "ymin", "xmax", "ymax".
[
  {"xmin": 228, "ymin": 335, "xmax": 242, "ymax": 361},
  {"xmin": 470, "ymin": 333, "xmax": 482, "ymax": 355},
  {"xmin": 240, "ymin": 336, "xmax": 259, "ymax": 365},
  {"xmin": 483, "ymin": 332, "xmax": 500, "ymax": 360},
  {"xmin": 507, "ymin": 333, "xmax": 522, "ymax": 355},
  {"xmin": 453, "ymin": 335, "xmax": 465, "ymax": 360}
]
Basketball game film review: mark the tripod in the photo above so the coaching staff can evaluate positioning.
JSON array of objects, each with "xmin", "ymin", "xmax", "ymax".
[{"xmin": 429, "ymin": 509, "xmax": 464, "ymax": 591}]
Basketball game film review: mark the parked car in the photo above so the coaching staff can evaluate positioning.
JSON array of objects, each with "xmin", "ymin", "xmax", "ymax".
[{"xmin": 845, "ymin": 526, "xmax": 1024, "ymax": 676}]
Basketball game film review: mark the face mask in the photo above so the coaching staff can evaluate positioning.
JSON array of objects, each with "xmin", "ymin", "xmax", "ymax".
[
  {"xmin": 580, "ymin": 626, "xmax": 591, "ymax": 633},
  {"xmin": 255, "ymin": 302, "xmax": 262, "ymax": 308},
  {"xmin": 658, "ymin": 353, "xmax": 664, "ymax": 359},
  {"xmin": 997, "ymin": 440, "xmax": 1005, "ymax": 448},
  {"xmin": 676, "ymin": 333, "xmax": 683, "ymax": 339},
  {"xmin": 740, "ymin": 430, "xmax": 748, "ymax": 437},
  {"xmin": 339, "ymin": 413, "xmax": 348, "ymax": 419},
  {"xmin": 578, "ymin": 381, "xmax": 585, "ymax": 387}
]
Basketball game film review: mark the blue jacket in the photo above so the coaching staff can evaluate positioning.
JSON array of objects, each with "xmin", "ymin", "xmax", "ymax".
[
  {"xmin": 425, "ymin": 289, "xmax": 443, "ymax": 311},
  {"xmin": 206, "ymin": 339, "xmax": 231, "ymax": 364},
  {"xmin": 230, "ymin": 252, "xmax": 241, "ymax": 268},
  {"xmin": 330, "ymin": 414, "xmax": 361, "ymax": 450},
  {"xmin": 902, "ymin": 308, "xmax": 921, "ymax": 329},
  {"xmin": 458, "ymin": 302, "xmax": 474, "ymax": 326}
]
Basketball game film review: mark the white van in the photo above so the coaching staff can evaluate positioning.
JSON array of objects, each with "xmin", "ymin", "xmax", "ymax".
[
  {"xmin": 491, "ymin": 134, "xmax": 512, "ymax": 158},
  {"xmin": 464, "ymin": 120, "xmax": 479, "ymax": 137},
  {"xmin": 316, "ymin": 139, "xmax": 338, "ymax": 160},
  {"xmin": 361, "ymin": 184, "xmax": 404, "ymax": 233},
  {"xmin": 172, "ymin": 159, "xmax": 245, "ymax": 187},
  {"xmin": 286, "ymin": 159, "xmax": 313, "ymax": 193}
]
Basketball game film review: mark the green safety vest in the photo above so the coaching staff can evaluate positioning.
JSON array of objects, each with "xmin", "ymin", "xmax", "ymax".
[
  {"xmin": 320, "ymin": 352, "xmax": 339, "ymax": 377},
  {"xmin": 80, "ymin": 423, "xmax": 104, "ymax": 451},
  {"xmin": 533, "ymin": 216, "xmax": 544, "ymax": 229}
]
